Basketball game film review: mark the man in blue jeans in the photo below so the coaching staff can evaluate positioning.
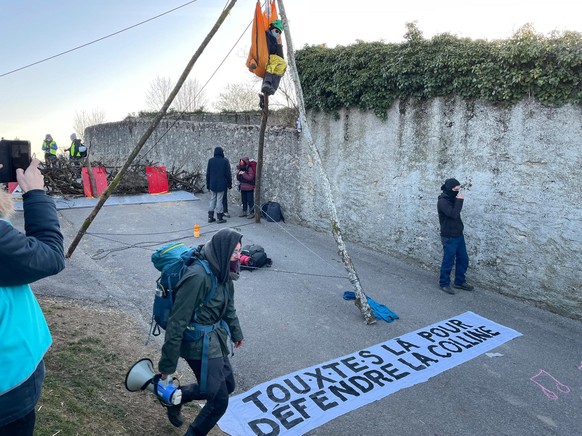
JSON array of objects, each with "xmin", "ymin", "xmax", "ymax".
[{"xmin": 437, "ymin": 178, "xmax": 474, "ymax": 295}]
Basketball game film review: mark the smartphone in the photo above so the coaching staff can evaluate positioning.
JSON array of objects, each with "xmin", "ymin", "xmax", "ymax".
[{"xmin": 0, "ymin": 140, "xmax": 31, "ymax": 183}]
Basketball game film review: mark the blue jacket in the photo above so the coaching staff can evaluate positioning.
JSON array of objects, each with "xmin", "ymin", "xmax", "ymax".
[{"xmin": 0, "ymin": 190, "xmax": 65, "ymax": 396}]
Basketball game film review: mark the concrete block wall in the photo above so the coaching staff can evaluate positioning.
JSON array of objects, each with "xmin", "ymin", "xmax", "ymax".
[{"xmin": 85, "ymin": 101, "xmax": 582, "ymax": 320}]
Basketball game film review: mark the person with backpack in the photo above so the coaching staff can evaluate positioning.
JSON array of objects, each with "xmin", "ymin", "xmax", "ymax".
[
  {"xmin": 158, "ymin": 228, "xmax": 244, "ymax": 436},
  {"xmin": 236, "ymin": 157, "xmax": 256, "ymax": 218},
  {"xmin": 206, "ymin": 147, "xmax": 232, "ymax": 224}
]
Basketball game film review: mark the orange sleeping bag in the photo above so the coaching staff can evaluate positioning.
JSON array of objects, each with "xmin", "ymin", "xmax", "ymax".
[{"xmin": 246, "ymin": 1, "xmax": 278, "ymax": 78}]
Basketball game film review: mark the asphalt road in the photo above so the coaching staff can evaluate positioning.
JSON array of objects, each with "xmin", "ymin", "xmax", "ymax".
[{"xmin": 25, "ymin": 193, "xmax": 582, "ymax": 436}]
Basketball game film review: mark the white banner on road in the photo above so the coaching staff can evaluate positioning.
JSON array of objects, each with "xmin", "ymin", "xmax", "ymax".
[{"xmin": 218, "ymin": 311, "xmax": 522, "ymax": 436}]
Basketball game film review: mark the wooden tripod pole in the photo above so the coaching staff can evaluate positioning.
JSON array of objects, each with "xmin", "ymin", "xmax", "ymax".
[
  {"xmin": 276, "ymin": 0, "xmax": 376, "ymax": 324},
  {"xmin": 253, "ymin": 95, "xmax": 269, "ymax": 222},
  {"xmin": 66, "ymin": 0, "xmax": 238, "ymax": 258}
]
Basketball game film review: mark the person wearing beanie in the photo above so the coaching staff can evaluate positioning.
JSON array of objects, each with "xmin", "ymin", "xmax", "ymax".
[
  {"xmin": 206, "ymin": 147, "xmax": 232, "ymax": 224},
  {"xmin": 437, "ymin": 177, "xmax": 474, "ymax": 294}
]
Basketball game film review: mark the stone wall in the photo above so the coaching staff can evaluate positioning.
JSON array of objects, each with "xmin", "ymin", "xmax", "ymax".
[{"xmin": 85, "ymin": 100, "xmax": 582, "ymax": 320}]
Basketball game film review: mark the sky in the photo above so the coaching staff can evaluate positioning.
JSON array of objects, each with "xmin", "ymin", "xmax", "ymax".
[{"xmin": 1, "ymin": 0, "xmax": 580, "ymax": 156}]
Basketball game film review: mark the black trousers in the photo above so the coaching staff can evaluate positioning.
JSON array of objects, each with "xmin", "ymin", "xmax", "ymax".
[
  {"xmin": 241, "ymin": 190, "xmax": 254, "ymax": 213},
  {"xmin": 182, "ymin": 356, "xmax": 235, "ymax": 436}
]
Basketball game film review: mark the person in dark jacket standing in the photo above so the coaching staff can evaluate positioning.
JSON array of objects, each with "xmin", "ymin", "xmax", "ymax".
[
  {"xmin": 158, "ymin": 228, "xmax": 244, "ymax": 436},
  {"xmin": 0, "ymin": 159, "xmax": 65, "ymax": 436},
  {"xmin": 236, "ymin": 157, "xmax": 256, "ymax": 217},
  {"xmin": 437, "ymin": 178, "xmax": 474, "ymax": 295},
  {"xmin": 206, "ymin": 147, "xmax": 232, "ymax": 224}
]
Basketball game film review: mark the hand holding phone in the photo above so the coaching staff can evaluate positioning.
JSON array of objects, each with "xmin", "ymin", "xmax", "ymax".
[
  {"xmin": 0, "ymin": 140, "xmax": 31, "ymax": 183},
  {"xmin": 16, "ymin": 159, "xmax": 44, "ymax": 192}
]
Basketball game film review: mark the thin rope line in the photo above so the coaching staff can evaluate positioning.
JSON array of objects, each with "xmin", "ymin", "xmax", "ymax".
[{"xmin": 0, "ymin": 0, "xmax": 200, "ymax": 78}]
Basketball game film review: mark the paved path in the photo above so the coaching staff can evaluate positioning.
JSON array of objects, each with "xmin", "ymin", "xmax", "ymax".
[{"xmin": 26, "ymin": 193, "xmax": 582, "ymax": 435}]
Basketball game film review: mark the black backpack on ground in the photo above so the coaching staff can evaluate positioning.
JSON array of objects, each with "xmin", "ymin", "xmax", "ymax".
[
  {"xmin": 261, "ymin": 201, "xmax": 284, "ymax": 222},
  {"xmin": 240, "ymin": 244, "xmax": 272, "ymax": 271}
]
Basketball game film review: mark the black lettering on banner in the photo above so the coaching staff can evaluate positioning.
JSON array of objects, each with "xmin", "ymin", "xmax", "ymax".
[
  {"xmin": 464, "ymin": 330, "xmax": 492, "ymax": 342},
  {"xmin": 348, "ymin": 375, "xmax": 375, "ymax": 393},
  {"xmin": 341, "ymin": 356, "xmax": 369, "ymax": 373},
  {"xmin": 272, "ymin": 404, "xmax": 304, "ymax": 430},
  {"xmin": 430, "ymin": 327, "xmax": 451, "ymax": 339},
  {"xmin": 381, "ymin": 343, "xmax": 406, "ymax": 355},
  {"xmin": 440, "ymin": 321, "xmax": 462, "ymax": 333},
  {"xmin": 267, "ymin": 383, "xmax": 291, "ymax": 403},
  {"xmin": 290, "ymin": 397, "xmax": 311, "ymax": 420},
  {"xmin": 328, "ymin": 380, "xmax": 361, "ymax": 402},
  {"xmin": 243, "ymin": 390, "xmax": 268, "ymax": 412},
  {"xmin": 359, "ymin": 349, "xmax": 384, "ymax": 365},
  {"xmin": 398, "ymin": 357, "xmax": 426, "ymax": 371},
  {"xmin": 417, "ymin": 330, "xmax": 436, "ymax": 343},
  {"xmin": 455, "ymin": 334, "xmax": 481, "ymax": 347},
  {"xmin": 363, "ymin": 369, "xmax": 393, "ymax": 387},
  {"xmin": 322, "ymin": 361, "xmax": 347, "ymax": 378},
  {"xmin": 248, "ymin": 418, "xmax": 280, "ymax": 436},
  {"xmin": 448, "ymin": 319, "xmax": 473, "ymax": 329},
  {"xmin": 412, "ymin": 352, "xmax": 439, "ymax": 367},
  {"xmin": 381, "ymin": 338, "xmax": 420, "ymax": 355},
  {"xmin": 310, "ymin": 389, "xmax": 339, "ymax": 411},
  {"xmin": 449, "ymin": 338, "xmax": 474, "ymax": 350},
  {"xmin": 283, "ymin": 375, "xmax": 311, "ymax": 395},
  {"xmin": 304, "ymin": 367, "xmax": 337, "ymax": 389},
  {"xmin": 380, "ymin": 363, "xmax": 411, "ymax": 380},
  {"xmin": 439, "ymin": 340, "xmax": 463, "ymax": 353},
  {"xmin": 428, "ymin": 344, "xmax": 452, "ymax": 358},
  {"xmin": 478, "ymin": 326, "xmax": 501, "ymax": 337},
  {"xmin": 397, "ymin": 338, "xmax": 420, "ymax": 352}
]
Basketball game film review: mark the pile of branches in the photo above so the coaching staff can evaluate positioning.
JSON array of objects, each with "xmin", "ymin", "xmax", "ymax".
[{"xmin": 40, "ymin": 158, "xmax": 204, "ymax": 197}]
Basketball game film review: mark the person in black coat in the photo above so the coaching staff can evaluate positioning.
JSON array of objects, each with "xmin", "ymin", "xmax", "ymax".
[
  {"xmin": 206, "ymin": 147, "xmax": 232, "ymax": 224},
  {"xmin": 437, "ymin": 178, "xmax": 474, "ymax": 294}
]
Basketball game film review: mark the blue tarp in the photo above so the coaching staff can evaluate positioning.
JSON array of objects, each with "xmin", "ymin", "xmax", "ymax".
[{"xmin": 343, "ymin": 291, "xmax": 399, "ymax": 323}]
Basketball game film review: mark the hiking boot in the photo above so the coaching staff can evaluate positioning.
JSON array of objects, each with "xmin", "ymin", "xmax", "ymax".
[
  {"xmin": 208, "ymin": 211, "xmax": 216, "ymax": 223},
  {"xmin": 223, "ymin": 212, "xmax": 231, "ymax": 218},
  {"xmin": 261, "ymin": 84, "xmax": 275, "ymax": 96},
  {"xmin": 247, "ymin": 213, "xmax": 256, "ymax": 219},
  {"xmin": 239, "ymin": 211, "xmax": 248, "ymax": 217},
  {"xmin": 454, "ymin": 282, "xmax": 474, "ymax": 291},
  {"xmin": 440, "ymin": 286, "xmax": 455, "ymax": 295},
  {"xmin": 166, "ymin": 404, "xmax": 184, "ymax": 428},
  {"xmin": 216, "ymin": 213, "xmax": 227, "ymax": 224}
]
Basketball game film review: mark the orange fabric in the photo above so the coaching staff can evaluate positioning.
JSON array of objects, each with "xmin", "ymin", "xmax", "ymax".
[
  {"xmin": 246, "ymin": 1, "xmax": 269, "ymax": 78},
  {"xmin": 263, "ymin": 1, "xmax": 278, "ymax": 27}
]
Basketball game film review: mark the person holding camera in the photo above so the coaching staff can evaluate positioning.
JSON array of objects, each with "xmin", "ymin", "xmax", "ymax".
[
  {"xmin": 0, "ymin": 159, "xmax": 65, "ymax": 435},
  {"xmin": 41, "ymin": 134, "xmax": 58, "ymax": 162},
  {"xmin": 236, "ymin": 157, "xmax": 256, "ymax": 218},
  {"xmin": 437, "ymin": 177, "xmax": 474, "ymax": 295}
]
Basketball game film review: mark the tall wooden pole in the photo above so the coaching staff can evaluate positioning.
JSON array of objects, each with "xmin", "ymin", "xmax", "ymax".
[
  {"xmin": 66, "ymin": 0, "xmax": 238, "ymax": 258},
  {"xmin": 276, "ymin": 0, "xmax": 376, "ymax": 324},
  {"xmin": 253, "ymin": 95, "xmax": 269, "ymax": 222}
]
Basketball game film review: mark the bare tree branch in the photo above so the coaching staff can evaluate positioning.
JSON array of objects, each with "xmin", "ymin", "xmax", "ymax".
[
  {"xmin": 214, "ymin": 81, "xmax": 260, "ymax": 112},
  {"xmin": 73, "ymin": 109, "xmax": 106, "ymax": 140}
]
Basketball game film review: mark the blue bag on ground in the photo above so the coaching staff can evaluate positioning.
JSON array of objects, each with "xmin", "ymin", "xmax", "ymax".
[{"xmin": 343, "ymin": 291, "xmax": 399, "ymax": 323}]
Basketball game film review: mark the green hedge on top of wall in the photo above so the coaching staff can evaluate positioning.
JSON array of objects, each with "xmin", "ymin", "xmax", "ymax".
[{"xmin": 295, "ymin": 23, "xmax": 582, "ymax": 118}]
